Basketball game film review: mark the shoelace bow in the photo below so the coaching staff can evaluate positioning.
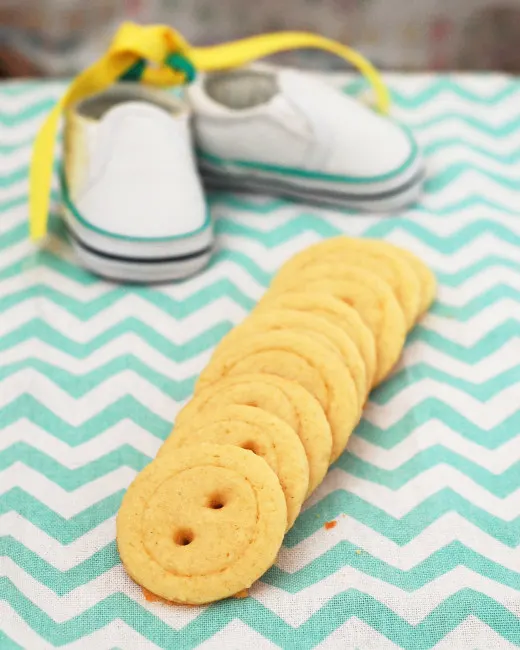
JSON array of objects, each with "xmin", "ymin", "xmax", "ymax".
[{"xmin": 29, "ymin": 22, "xmax": 390, "ymax": 240}]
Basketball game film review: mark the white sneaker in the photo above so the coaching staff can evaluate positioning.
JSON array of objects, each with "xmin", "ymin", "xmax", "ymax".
[
  {"xmin": 62, "ymin": 84, "xmax": 213, "ymax": 283},
  {"xmin": 187, "ymin": 67, "xmax": 424, "ymax": 212}
]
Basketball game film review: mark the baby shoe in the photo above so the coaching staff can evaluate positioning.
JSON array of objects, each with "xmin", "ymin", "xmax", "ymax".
[
  {"xmin": 187, "ymin": 67, "xmax": 424, "ymax": 211},
  {"xmin": 61, "ymin": 84, "xmax": 213, "ymax": 283}
]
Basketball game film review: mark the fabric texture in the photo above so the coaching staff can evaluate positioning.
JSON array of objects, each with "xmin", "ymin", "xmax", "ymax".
[{"xmin": 0, "ymin": 73, "xmax": 519, "ymax": 648}]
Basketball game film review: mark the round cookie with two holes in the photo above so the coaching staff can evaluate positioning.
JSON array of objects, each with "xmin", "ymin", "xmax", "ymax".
[
  {"xmin": 268, "ymin": 265, "xmax": 406, "ymax": 386},
  {"xmin": 159, "ymin": 404, "xmax": 309, "ymax": 528},
  {"xmin": 255, "ymin": 292, "xmax": 376, "ymax": 394},
  {"xmin": 117, "ymin": 444, "xmax": 287, "ymax": 605},
  {"xmin": 271, "ymin": 237, "xmax": 422, "ymax": 329},
  {"xmin": 196, "ymin": 330, "xmax": 358, "ymax": 462},
  {"xmin": 175, "ymin": 373, "xmax": 332, "ymax": 495},
  {"xmin": 211, "ymin": 309, "xmax": 367, "ymax": 414}
]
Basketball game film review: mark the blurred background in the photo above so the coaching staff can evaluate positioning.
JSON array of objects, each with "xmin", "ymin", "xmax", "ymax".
[{"xmin": 2, "ymin": 0, "xmax": 520, "ymax": 78}]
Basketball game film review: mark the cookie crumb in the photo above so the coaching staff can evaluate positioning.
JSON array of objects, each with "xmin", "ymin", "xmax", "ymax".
[
  {"xmin": 142, "ymin": 587, "xmax": 167, "ymax": 603},
  {"xmin": 234, "ymin": 589, "xmax": 249, "ymax": 599},
  {"xmin": 324, "ymin": 520, "xmax": 337, "ymax": 530},
  {"xmin": 355, "ymin": 549, "xmax": 362, "ymax": 555}
]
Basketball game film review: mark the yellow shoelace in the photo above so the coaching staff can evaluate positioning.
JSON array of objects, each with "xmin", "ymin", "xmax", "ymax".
[{"xmin": 29, "ymin": 22, "xmax": 390, "ymax": 240}]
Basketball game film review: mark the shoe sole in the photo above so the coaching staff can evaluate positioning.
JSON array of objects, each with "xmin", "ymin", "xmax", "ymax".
[
  {"xmin": 68, "ymin": 228, "xmax": 214, "ymax": 284},
  {"xmin": 199, "ymin": 154, "xmax": 425, "ymax": 212},
  {"xmin": 62, "ymin": 206, "xmax": 214, "ymax": 283}
]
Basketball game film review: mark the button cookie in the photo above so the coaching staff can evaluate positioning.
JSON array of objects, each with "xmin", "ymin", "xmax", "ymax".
[
  {"xmin": 175, "ymin": 373, "xmax": 332, "ymax": 494},
  {"xmin": 117, "ymin": 444, "xmax": 286, "ymax": 605},
  {"xmin": 196, "ymin": 331, "xmax": 358, "ymax": 462},
  {"xmin": 255, "ymin": 292, "xmax": 376, "ymax": 395},
  {"xmin": 211, "ymin": 310, "xmax": 366, "ymax": 413},
  {"xmin": 271, "ymin": 237, "xmax": 422, "ymax": 329},
  {"xmin": 271, "ymin": 268, "xmax": 406, "ymax": 386},
  {"xmin": 159, "ymin": 404, "xmax": 309, "ymax": 528}
]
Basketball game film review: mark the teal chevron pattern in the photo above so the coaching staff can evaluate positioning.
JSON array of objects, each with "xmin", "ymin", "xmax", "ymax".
[{"xmin": 1, "ymin": 74, "xmax": 520, "ymax": 649}]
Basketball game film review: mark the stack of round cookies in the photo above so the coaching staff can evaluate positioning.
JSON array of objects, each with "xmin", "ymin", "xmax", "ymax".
[{"xmin": 117, "ymin": 237, "xmax": 436, "ymax": 605}]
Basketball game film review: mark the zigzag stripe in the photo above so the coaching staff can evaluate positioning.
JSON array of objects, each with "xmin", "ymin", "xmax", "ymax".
[
  {"xmin": 0, "ymin": 444, "xmax": 149, "ymax": 490},
  {"xmin": 336, "ymin": 449, "xmax": 520, "ymax": 495},
  {"xmin": 1, "ymin": 581, "xmax": 518, "ymax": 649},
  {"xmin": 0, "ymin": 99, "xmax": 57, "ymax": 127},
  {"xmin": 2, "ymin": 486, "xmax": 519, "ymax": 546},
  {"xmin": 0, "ymin": 629, "xmax": 21, "ymax": 650},
  {"xmin": 266, "ymin": 540, "xmax": 520, "ymax": 592},
  {"xmin": 312, "ymin": 467, "xmax": 520, "ymax": 521},
  {"xmin": 424, "ymin": 164, "xmax": 520, "ymax": 192},
  {"xmin": 0, "ymin": 396, "xmax": 168, "ymax": 441},
  {"xmin": 2, "ymin": 538, "xmax": 519, "ymax": 610},
  {"xmin": 0, "ymin": 489, "xmax": 122, "ymax": 543},
  {"xmin": 0, "ymin": 274, "xmax": 515, "ymax": 338},
  {"xmin": 1, "ymin": 441, "xmax": 518, "ymax": 496},
  {"xmin": 0, "ymin": 246, "xmax": 272, "ymax": 289},
  {"xmin": 0, "ymin": 140, "xmax": 33, "ymax": 155},
  {"xmin": 220, "ymin": 218, "xmax": 520, "ymax": 250},
  {"xmin": 412, "ymin": 320, "xmax": 520, "ymax": 356},
  {"xmin": 4, "ymin": 560, "xmax": 520, "ymax": 625},
  {"xmin": 428, "ymin": 149, "xmax": 520, "ymax": 178},
  {"xmin": 2, "ymin": 393, "xmax": 517, "ymax": 451},
  {"xmin": 424, "ymin": 139, "xmax": 520, "ymax": 163},
  {"xmin": 349, "ymin": 421, "xmax": 520, "ymax": 472},
  {"xmin": 343, "ymin": 78, "xmax": 520, "ymax": 107},
  {"xmin": 357, "ymin": 399, "xmax": 520, "ymax": 450},
  {"xmin": 5, "ymin": 417, "xmax": 516, "ymax": 474},
  {"xmin": 5, "ymin": 508, "xmax": 519, "ymax": 574},
  {"xmin": 410, "ymin": 114, "xmax": 520, "ymax": 136},
  {"xmin": 4, "ymin": 228, "xmax": 520, "ymax": 292},
  {"xmin": 396, "ymin": 100, "xmax": 520, "ymax": 125},
  {"xmin": 287, "ymin": 489, "xmax": 520, "ymax": 547},
  {"xmin": 435, "ymin": 257, "xmax": 520, "ymax": 285},
  {"xmin": 2, "ymin": 218, "xmax": 520, "ymax": 295},
  {"xmin": 373, "ymin": 363, "xmax": 520, "ymax": 402},
  {"xmin": 5, "ymin": 420, "xmax": 520, "ymax": 475},
  {"xmin": 219, "ymin": 193, "xmax": 520, "ymax": 216},
  {"xmin": 281, "ymin": 512, "xmax": 520, "ymax": 572},
  {"xmin": 1, "ymin": 613, "xmax": 167, "ymax": 650},
  {"xmin": 3, "ymin": 459, "xmax": 518, "ymax": 524},
  {"xmin": 1, "ymin": 281, "xmax": 517, "ymax": 328},
  {"xmin": 0, "ymin": 282, "xmax": 256, "ymax": 320},
  {"xmin": 0, "ymin": 422, "xmax": 160, "ymax": 461},
  {"xmin": 0, "ymin": 302, "xmax": 516, "ymax": 358},
  {"xmin": 0, "ymin": 320, "xmax": 230, "ymax": 361},
  {"xmin": 0, "ymin": 83, "xmax": 62, "ymax": 98},
  {"xmin": 1, "ymin": 311, "xmax": 516, "ymax": 368},
  {"xmin": 1, "ymin": 364, "xmax": 518, "ymax": 426},
  {"xmin": 0, "ymin": 360, "xmax": 195, "ymax": 401},
  {"xmin": 1, "ymin": 356, "xmax": 517, "ymax": 405}
]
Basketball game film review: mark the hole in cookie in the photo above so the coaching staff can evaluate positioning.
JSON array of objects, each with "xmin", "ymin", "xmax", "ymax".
[
  {"xmin": 207, "ymin": 494, "xmax": 226, "ymax": 510},
  {"xmin": 174, "ymin": 529, "xmax": 194, "ymax": 546},
  {"xmin": 241, "ymin": 441, "xmax": 259, "ymax": 454}
]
